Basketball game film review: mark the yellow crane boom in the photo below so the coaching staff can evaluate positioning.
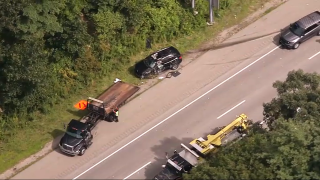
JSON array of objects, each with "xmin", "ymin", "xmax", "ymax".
[{"xmin": 189, "ymin": 113, "xmax": 251, "ymax": 155}]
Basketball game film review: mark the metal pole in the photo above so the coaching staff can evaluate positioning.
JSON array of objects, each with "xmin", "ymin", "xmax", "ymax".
[
  {"xmin": 209, "ymin": 0, "xmax": 214, "ymax": 24},
  {"xmin": 213, "ymin": 0, "xmax": 220, "ymax": 9},
  {"xmin": 192, "ymin": 0, "xmax": 195, "ymax": 9}
]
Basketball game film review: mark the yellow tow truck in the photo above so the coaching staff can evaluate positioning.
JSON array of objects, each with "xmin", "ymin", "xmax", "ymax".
[
  {"xmin": 189, "ymin": 113, "xmax": 252, "ymax": 156},
  {"xmin": 153, "ymin": 114, "xmax": 253, "ymax": 180}
]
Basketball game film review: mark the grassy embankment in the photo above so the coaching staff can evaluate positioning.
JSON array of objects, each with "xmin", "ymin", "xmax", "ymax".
[{"xmin": 0, "ymin": 0, "xmax": 272, "ymax": 174}]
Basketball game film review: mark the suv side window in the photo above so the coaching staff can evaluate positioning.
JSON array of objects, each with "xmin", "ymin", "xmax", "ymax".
[
  {"xmin": 305, "ymin": 24, "xmax": 319, "ymax": 34},
  {"xmin": 162, "ymin": 55, "xmax": 173, "ymax": 63}
]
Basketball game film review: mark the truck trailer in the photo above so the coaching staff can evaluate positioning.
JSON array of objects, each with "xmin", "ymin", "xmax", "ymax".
[
  {"xmin": 153, "ymin": 114, "xmax": 253, "ymax": 180},
  {"xmin": 59, "ymin": 81, "xmax": 140, "ymax": 156}
]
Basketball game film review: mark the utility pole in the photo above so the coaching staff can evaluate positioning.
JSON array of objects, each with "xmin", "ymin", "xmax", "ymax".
[
  {"xmin": 191, "ymin": 0, "xmax": 198, "ymax": 15},
  {"xmin": 192, "ymin": 0, "xmax": 219, "ymax": 25},
  {"xmin": 208, "ymin": 0, "xmax": 214, "ymax": 25}
]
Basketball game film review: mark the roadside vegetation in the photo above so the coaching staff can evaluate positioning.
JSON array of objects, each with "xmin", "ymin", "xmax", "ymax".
[
  {"xmin": 0, "ymin": 0, "xmax": 270, "ymax": 173},
  {"xmin": 184, "ymin": 69, "xmax": 320, "ymax": 179}
]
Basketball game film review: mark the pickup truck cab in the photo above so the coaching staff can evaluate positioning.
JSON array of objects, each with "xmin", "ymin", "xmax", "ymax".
[{"xmin": 59, "ymin": 119, "xmax": 93, "ymax": 156}]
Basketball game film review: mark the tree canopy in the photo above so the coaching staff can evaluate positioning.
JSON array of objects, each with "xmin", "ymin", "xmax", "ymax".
[
  {"xmin": 0, "ymin": 0, "xmax": 211, "ymax": 117},
  {"xmin": 184, "ymin": 69, "xmax": 320, "ymax": 180}
]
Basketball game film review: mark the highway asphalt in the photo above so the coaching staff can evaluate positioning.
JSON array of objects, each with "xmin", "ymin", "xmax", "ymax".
[
  {"xmin": 66, "ymin": 38, "xmax": 320, "ymax": 179},
  {"xmin": 9, "ymin": 0, "xmax": 320, "ymax": 179}
]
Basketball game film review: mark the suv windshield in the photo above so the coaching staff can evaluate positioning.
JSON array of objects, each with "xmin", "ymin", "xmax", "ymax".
[
  {"xmin": 66, "ymin": 127, "xmax": 83, "ymax": 139},
  {"xmin": 144, "ymin": 56, "xmax": 156, "ymax": 68},
  {"xmin": 290, "ymin": 23, "xmax": 305, "ymax": 36}
]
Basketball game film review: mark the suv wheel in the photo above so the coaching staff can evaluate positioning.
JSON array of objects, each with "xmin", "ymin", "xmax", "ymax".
[
  {"xmin": 79, "ymin": 147, "xmax": 86, "ymax": 156},
  {"xmin": 317, "ymin": 30, "xmax": 320, "ymax": 36},
  {"xmin": 293, "ymin": 42, "xmax": 300, "ymax": 49},
  {"xmin": 171, "ymin": 62, "xmax": 179, "ymax": 70}
]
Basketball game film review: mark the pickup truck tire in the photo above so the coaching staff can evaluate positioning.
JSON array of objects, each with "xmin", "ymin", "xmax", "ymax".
[{"xmin": 79, "ymin": 147, "xmax": 86, "ymax": 156}]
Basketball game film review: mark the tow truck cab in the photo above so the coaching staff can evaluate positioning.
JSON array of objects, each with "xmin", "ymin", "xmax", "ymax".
[
  {"xmin": 154, "ymin": 144, "xmax": 199, "ymax": 180},
  {"xmin": 59, "ymin": 119, "xmax": 93, "ymax": 156},
  {"xmin": 153, "ymin": 154, "xmax": 191, "ymax": 180}
]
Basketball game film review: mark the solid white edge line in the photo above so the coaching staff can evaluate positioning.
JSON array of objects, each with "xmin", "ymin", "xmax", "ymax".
[
  {"xmin": 308, "ymin": 51, "xmax": 320, "ymax": 60},
  {"xmin": 123, "ymin": 161, "xmax": 152, "ymax": 180},
  {"xmin": 217, "ymin": 100, "xmax": 246, "ymax": 119},
  {"xmin": 72, "ymin": 45, "xmax": 281, "ymax": 180}
]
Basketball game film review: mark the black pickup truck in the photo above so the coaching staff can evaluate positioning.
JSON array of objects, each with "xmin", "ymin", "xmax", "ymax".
[
  {"xmin": 59, "ymin": 81, "xmax": 139, "ymax": 156},
  {"xmin": 59, "ymin": 119, "xmax": 93, "ymax": 156}
]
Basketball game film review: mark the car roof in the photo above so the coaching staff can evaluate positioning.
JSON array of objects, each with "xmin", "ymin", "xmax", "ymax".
[
  {"xmin": 297, "ymin": 11, "xmax": 320, "ymax": 29},
  {"xmin": 155, "ymin": 46, "xmax": 181, "ymax": 58},
  {"xmin": 68, "ymin": 119, "xmax": 87, "ymax": 130}
]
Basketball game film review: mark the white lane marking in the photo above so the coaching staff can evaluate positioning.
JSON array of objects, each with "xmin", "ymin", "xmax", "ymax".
[
  {"xmin": 308, "ymin": 51, "xmax": 320, "ymax": 60},
  {"xmin": 217, "ymin": 100, "xmax": 246, "ymax": 119},
  {"xmin": 72, "ymin": 45, "xmax": 280, "ymax": 180},
  {"xmin": 123, "ymin": 161, "xmax": 152, "ymax": 180}
]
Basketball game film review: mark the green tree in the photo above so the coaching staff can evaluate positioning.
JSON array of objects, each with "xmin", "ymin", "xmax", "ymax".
[{"xmin": 263, "ymin": 69, "xmax": 320, "ymax": 128}]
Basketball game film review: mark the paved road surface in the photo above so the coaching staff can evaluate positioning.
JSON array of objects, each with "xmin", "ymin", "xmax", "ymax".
[
  {"xmin": 11, "ymin": 0, "xmax": 320, "ymax": 179},
  {"xmin": 69, "ymin": 29, "xmax": 320, "ymax": 180}
]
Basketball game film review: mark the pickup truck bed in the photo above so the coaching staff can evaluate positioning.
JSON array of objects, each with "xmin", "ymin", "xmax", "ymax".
[{"xmin": 92, "ymin": 81, "xmax": 140, "ymax": 114}]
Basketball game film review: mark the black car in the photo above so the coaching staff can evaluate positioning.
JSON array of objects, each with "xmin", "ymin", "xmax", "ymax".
[
  {"xmin": 59, "ymin": 119, "xmax": 93, "ymax": 156},
  {"xmin": 135, "ymin": 46, "xmax": 182, "ymax": 79},
  {"xmin": 279, "ymin": 11, "xmax": 320, "ymax": 49}
]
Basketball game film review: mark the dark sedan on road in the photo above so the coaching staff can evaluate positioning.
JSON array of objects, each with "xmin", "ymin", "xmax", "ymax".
[
  {"xmin": 134, "ymin": 46, "xmax": 182, "ymax": 79},
  {"xmin": 279, "ymin": 11, "xmax": 320, "ymax": 49}
]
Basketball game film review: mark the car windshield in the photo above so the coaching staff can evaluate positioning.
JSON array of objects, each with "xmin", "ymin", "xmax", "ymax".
[
  {"xmin": 66, "ymin": 127, "xmax": 83, "ymax": 139},
  {"xmin": 289, "ymin": 23, "xmax": 304, "ymax": 36},
  {"xmin": 144, "ymin": 55, "xmax": 157, "ymax": 68}
]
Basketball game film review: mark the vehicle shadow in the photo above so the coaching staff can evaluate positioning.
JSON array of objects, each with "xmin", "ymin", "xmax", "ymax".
[
  {"xmin": 66, "ymin": 109, "xmax": 88, "ymax": 119},
  {"xmin": 145, "ymin": 127, "xmax": 224, "ymax": 178},
  {"xmin": 48, "ymin": 129, "xmax": 75, "ymax": 156},
  {"xmin": 316, "ymin": 39, "xmax": 320, "ymax": 43},
  {"xmin": 145, "ymin": 136, "xmax": 193, "ymax": 179},
  {"xmin": 272, "ymin": 32, "xmax": 281, "ymax": 46}
]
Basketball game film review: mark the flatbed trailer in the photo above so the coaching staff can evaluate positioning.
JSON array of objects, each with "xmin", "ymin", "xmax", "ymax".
[
  {"xmin": 59, "ymin": 81, "xmax": 139, "ymax": 156},
  {"xmin": 81, "ymin": 81, "xmax": 140, "ymax": 128}
]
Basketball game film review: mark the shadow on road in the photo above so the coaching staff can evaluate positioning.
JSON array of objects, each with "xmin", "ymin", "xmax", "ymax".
[
  {"xmin": 185, "ymin": 30, "xmax": 281, "ymax": 55},
  {"xmin": 145, "ymin": 136, "xmax": 193, "ymax": 179},
  {"xmin": 145, "ymin": 127, "xmax": 224, "ymax": 178},
  {"xmin": 316, "ymin": 39, "xmax": 320, "ymax": 44},
  {"xmin": 272, "ymin": 32, "xmax": 281, "ymax": 46}
]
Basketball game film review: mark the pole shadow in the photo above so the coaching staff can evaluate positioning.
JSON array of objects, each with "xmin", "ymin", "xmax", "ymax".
[{"xmin": 185, "ymin": 30, "xmax": 281, "ymax": 55}]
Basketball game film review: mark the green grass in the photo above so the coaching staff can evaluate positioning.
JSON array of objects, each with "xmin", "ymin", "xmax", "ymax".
[{"xmin": 0, "ymin": 0, "xmax": 276, "ymax": 175}]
